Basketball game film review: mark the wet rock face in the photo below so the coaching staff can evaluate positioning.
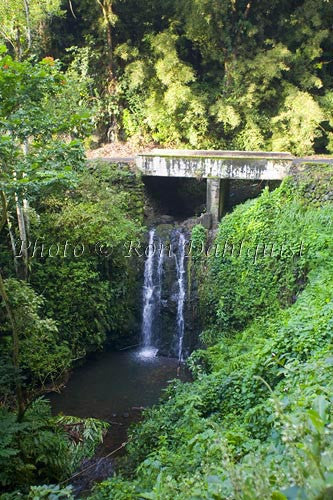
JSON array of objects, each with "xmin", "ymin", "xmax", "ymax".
[
  {"xmin": 141, "ymin": 204, "xmax": 211, "ymax": 359},
  {"xmin": 149, "ymin": 224, "xmax": 201, "ymax": 358},
  {"xmin": 156, "ymin": 215, "xmax": 176, "ymax": 225},
  {"xmin": 290, "ymin": 164, "xmax": 333, "ymax": 205},
  {"xmin": 154, "ymin": 227, "xmax": 182, "ymax": 357},
  {"xmin": 155, "ymin": 223, "xmax": 175, "ymax": 240}
]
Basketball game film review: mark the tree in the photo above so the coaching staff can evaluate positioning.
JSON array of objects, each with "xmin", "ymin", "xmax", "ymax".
[
  {"xmin": 0, "ymin": 0, "xmax": 64, "ymax": 58},
  {"xmin": 0, "ymin": 48, "xmax": 89, "ymax": 279},
  {"xmin": 96, "ymin": 0, "xmax": 117, "ymax": 76},
  {"xmin": 271, "ymin": 90, "xmax": 324, "ymax": 155},
  {"xmin": 111, "ymin": 0, "xmax": 333, "ymax": 152},
  {"xmin": 0, "ymin": 50, "xmax": 89, "ymax": 418}
]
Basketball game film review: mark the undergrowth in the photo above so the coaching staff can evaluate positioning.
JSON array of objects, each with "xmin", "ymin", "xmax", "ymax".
[{"xmin": 88, "ymin": 167, "xmax": 333, "ymax": 500}]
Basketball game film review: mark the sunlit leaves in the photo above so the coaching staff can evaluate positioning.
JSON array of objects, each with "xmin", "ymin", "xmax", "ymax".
[
  {"xmin": 0, "ymin": 53, "xmax": 89, "ymax": 200},
  {"xmin": 0, "ymin": 0, "xmax": 63, "ymax": 56},
  {"xmin": 271, "ymin": 90, "xmax": 325, "ymax": 155}
]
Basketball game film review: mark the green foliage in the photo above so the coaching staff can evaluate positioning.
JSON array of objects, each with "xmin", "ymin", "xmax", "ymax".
[
  {"xmin": 0, "ymin": 398, "xmax": 70, "ymax": 490},
  {"xmin": 103, "ymin": 0, "xmax": 333, "ymax": 152},
  {"xmin": 1, "ymin": 160, "xmax": 143, "ymax": 395},
  {"xmin": 0, "ymin": 49, "xmax": 143, "ymax": 410},
  {"xmin": 190, "ymin": 224, "xmax": 206, "ymax": 263},
  {"xmin": 1, "ymin": 1, "xmax": 333, "ymax": 497},
  {"xmin": 2, "ymin": 0, "xmax": 333, "ymax": 152},
  {"xmin": 199, "ymin": 175, "xmax": 332, "ymax": 340},
  {"xmin": 0, "ymin": 278, "xmax": 71, "ymax": 391},
  {"xmin": 119, "ymin": 28, "xmax": 211, "ymax": 147},
  {"xmin": 0, "ymin": 51, "xmax": 89, "ymax": 204},
  {"xmin": 0, "ymin": 398, "xmax": 107, "ymax": 495},
  {"xmin": 0, "ymin": 0, "xmax": 64, "ymax": 57},
  {"xmin": 187, "ymin": 224, "xmax": 207, "ymax": 303},
  {"xmin": 54, "ymin": 415, "xmax": 108, "ymax": 471},
  {"xmin": 28, "ymin": 484, "xmax": 74, "ymax": 499},
  {"xmin": 29, "ymin": 161, "xmax": 144, "ymax": 359},
  {"xmin": 89, "ymin": 172, "xmax": 333, "ymax": 499},
  {"xmin": 271, "ymin": 90, "xmax": 325, "ymax": 155}
]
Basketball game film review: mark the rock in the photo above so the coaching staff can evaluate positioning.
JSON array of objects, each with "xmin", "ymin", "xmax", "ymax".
[
  {"xmin": 159, "ymin": 215, "xmax": 175, "ymax": 224},
  {"xmin": 181, "ymin": 217, "xmax": 200, "ymax": 231},
  {"xmin": 156, "ymin": 348, "xmax": 172, "ymax": 357},
  {"xmin": 155, "ymin": 223, "xmax": 175, "ymax": 240},
  {"xmin": 149, "ymin": 214, "xmax": 176, "ymax": 226},
  {"xmin": 179, "ymin": 213, "xmax": 212, "ymax": 231},
  {"xmin": 198, "ymin": 212, "xmax": 212, "ymax": 230}
]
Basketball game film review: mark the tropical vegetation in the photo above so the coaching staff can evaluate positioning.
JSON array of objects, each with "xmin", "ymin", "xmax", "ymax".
[{"xmin": 0, "ymin": 0, "xmax": 332, "ymax": 498}]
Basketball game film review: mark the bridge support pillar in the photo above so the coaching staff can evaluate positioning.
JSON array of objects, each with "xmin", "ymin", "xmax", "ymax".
[{"xmin": 206, "ymin": 178, "xmax": 229, "ymax": 227}]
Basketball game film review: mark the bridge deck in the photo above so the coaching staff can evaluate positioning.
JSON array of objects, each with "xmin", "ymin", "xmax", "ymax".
[
  {"xmin": 93, "ymin": 150, "xmax": 332, "ymax": 227},
  {"xmin": 134, "ymin": 150, "xmax": 332, "ymax": 180},
  {"xmin": 144, "ymin": 149, "xmax": 294, "ymax": 159},
  {"xmin": 135, "ymin": 149, "xmax": 294, "ymax": 180}
]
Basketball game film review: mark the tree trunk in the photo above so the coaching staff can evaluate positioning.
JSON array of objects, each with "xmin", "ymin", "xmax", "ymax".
[
  {"xmin": 23, "ymin": 0, "xmax": 32, "ymax": 50},
  {"xmin": 1, "ymin": 190, "xmax": 19, "ymax": 277},
  {"xmin": 12, "ymin": 141, "xmax": 30, "ymax": 280},
  {"xmin": 6, "ymin": 211, "xmax": 20, "ymax": 277},
  {"xmin": 106, "ymin": 19, "xmax": 113, "ymax": 76},
  {"xmin": 13, "ymin": 175, "xmax": 28, "ymax": 280},
  {"xmin": 97, "ymin": 0, "xmax": 114, "ymax": 76},
  {"xmin": 22, "ymin": 141, "xmax": 30, "ymax": 238},
  {"xmin": 0, "ymin": 193, "xmax": 25, "ymax": 421},
  {"xmin": 0, "ymin": 191, "xmax": 6, "ymax": 231},
  {"xmin": 15, "ymin": 25, "xmax": 22, "ymax": 60}
]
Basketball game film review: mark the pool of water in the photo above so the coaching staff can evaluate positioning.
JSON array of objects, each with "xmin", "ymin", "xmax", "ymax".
[
  {"xmin": 49, "ymin": 348, "xmax": 185, "ymax": 420},
  {"xmin": 48, "ymin": 348, "xmax": 189, "ymax": 495}
]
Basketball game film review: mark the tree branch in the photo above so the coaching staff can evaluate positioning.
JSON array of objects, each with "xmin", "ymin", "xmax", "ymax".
[
  {"xmin": 68, "ymin": 0, "xmax": 77, "ymax": 19},
  {"xmin": 244, "ymin": 1, "xmax": 252, "ymax": 18}
]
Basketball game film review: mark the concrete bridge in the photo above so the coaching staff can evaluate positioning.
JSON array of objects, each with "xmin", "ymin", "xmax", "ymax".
[
  {"xmin": 95, "ymin": 149, "xmax": 332, "ymax": 226},
  {"xmin": 136, "ymin": 149, "xmax": 295, "ymax": 225}
]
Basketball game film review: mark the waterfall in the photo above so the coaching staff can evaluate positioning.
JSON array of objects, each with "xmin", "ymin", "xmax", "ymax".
[
  {"xmin": 141, "ymin": 229, "xmax": 157, "ymax": 355},
  {"xmin": 140, "ymin": 228, "xmax": 187, "ymax": 361},
  {"xmin": 175, "ymin": 231, "xmax": 186, "ymax": 361}
]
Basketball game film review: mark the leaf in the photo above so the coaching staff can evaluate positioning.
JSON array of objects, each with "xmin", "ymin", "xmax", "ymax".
[
  {"xmin": 207, "ymin": 475, "xmax": 222, "ymax": 484},
  {"xmin": 272, "ymin": 493, "xmax": 288, "ymax": 500},
  {"xmin": 307, "ymin": 409, "xmax": 325, "ymax": 434},
  {"xmin": 313, "ymin": 395, "xmax": 329, "ymax": 421},
  {"xmin": 324, "ymin": 357, "xmax": 333, "ymax": 366},
  {"xmin": 139, "ymin": 493, "xmax": 156, "ymax": 499},
  {"xmin": 280, "ymin": 485, "xmax": 308, "ymax": 499}
]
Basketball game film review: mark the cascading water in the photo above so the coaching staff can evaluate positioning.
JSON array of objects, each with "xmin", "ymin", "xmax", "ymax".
[
  {"xmin": 140, "ymin": 227, "xmax": 187, "ymax": 361},
  {"xmin": 174, "ymin": 231, "xmax": 186, "ymax": 361},
  {"xmin": 140, "ymin": 229, "xmax": 157, "ymax": 357}
]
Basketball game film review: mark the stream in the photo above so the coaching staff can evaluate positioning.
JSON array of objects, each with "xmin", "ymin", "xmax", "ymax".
[
  {"xmin": 49, "ymin": 348, "xmax": 184, "ymax": 421},
  {"xmin": 48, "ymin": 227, "xmax": 190, "ymax": 494},
  {"xmin": 49, "ymin": 348, "xmax": 188, "ymax": 494}
]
